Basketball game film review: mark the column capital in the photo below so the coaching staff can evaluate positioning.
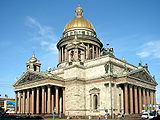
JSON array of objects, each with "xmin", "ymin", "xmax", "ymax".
[
  {"xmin": 142, "ymin": 87, "xmax": 146, "ymax": 91},
  {"xmin": 55, "ymin": 86, "xmax": 59, "ymax": 89},
  {"xmin": 41, "ymin": 86, "xmax": 46, "ymax": 89},
  {"xmin": 116, "ymin": 84, "xmax": 120, "ymax": 88},
  {"xmin": 146, "ymin": 89, "xmax": 150, "ymax": 92},
  {"xmin": 47, "ymin": 85, "xmax": 52, "ymax": 88},
  {"xmin": 153, "ymin": 90, "xmax": 156, "ymax": 93},
  {"xmin": 23, "ymin": 90, "xmax": 26, "ymax": 93},
  {"xmin": 23, "ymin": 91, "xmax": 26, "ymax": 95},
  {"xmin": 31, "ymin": 88, "xmax": 35, "ymax": 91},
  {"xmin": 27, "ymin": 89, "xmax": 30, "ymax": 92},
  {"xmin": 134, "ymin": 85, "xmax": 137, "ymax": 88},
  {"xmin": 129, "ymin": 84, "xmax": 133, "ymax": 88},
  {"xmin": 138, "ymin": 86, "xmax": 142, "ymax": 90},
  {"xmin": 124, "ymin": 83, "xmax": 128, "ymax": 86},
  {"xmin": 150, "ymin": 90, "xmax": 153, "ymax": 93},
  {"xmin": 19, "ymin": 90, "xmax": 23, "ymax": 93},
  {"xmin": 37, "ymin": 87, "xmax": 40, "ymax": 90}
]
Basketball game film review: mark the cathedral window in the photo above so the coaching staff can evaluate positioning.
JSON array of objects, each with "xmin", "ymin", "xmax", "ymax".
[
  {"xmin": 71, "ymin": 31, "xmax": 74, "ymax": 35},
  {"xmin": 93, "ymin": 94, "xmax": 98, "ymax": 109},
  {"xmin": 27, "ymin": 65, "xmax": 30, "ymax": 70},
  {"xmin": 89, "ymin": 48, "xmax": 93, "ymax": 59},
  {"xmin": 70, "ymin": 50, "xmax": 74, "ymax": 61},
  {"xmin": 82, "ymin": 31, "xmax": 85, "ymax": 35},
  {"xmin": 33, "ymin": 65, "xmax": 37, "ymax": 71},
  {"xmin": 78, "ymin": 50, "xmax": 81, "ymax": 61},
  {"xmin": 87, "ymin": 31, "xmax": 89, "ymax": 35},
  {"xmin": 89, "ymin": 88, "xmax": 100, "ymax": 110}
]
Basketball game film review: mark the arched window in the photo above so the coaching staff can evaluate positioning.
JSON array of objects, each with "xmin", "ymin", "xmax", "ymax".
[
  {"xmin": 87, "ymin": 31, "xmax": 89, "ymax": 35},
  {"xmin": 71, "ymin": 32, "xmax": 74, "ymax": 35},
  {"xmin": 89, "ymin": 88, "xmax": 100, "ymax": 110},
  {"xmin": 82, "ymin": 31, "xmax": 85, "ymax": 35},
  {"xmin": 70, "ymin": 50, "xmax": 74, "ymax": 61},
  {"xmin": 78, "ymin": 50, "xmax": 81, "ymax": 61},
  {"xmin": 33, "ymin": 65, "xmax": 37, "ymax": 71},
  {"xmin": 93, "ymin": 94, "xmax": 98, "ymax": 109}
]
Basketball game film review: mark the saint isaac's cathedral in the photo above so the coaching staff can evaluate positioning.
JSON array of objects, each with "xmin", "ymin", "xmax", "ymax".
[{"xmin": 13, "ymin": 5, "xmax": 158, "ymax": 117}]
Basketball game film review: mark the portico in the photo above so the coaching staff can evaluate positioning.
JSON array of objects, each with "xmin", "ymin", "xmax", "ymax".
[
  {"xmin": 123, "ymin": 83, "xmax": 156, "ymax": 114},
  {"xmin": 15, "ymin": 85, "xmax": 65, "ymax": 115}
]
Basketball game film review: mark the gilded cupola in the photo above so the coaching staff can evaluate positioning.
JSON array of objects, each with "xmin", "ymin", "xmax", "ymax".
[
  {"xmin": 64, "ymin": 4, "xmax": 95, "ymax": 32},
  {"xmin": 57, "ymin": 5, "xmax": 103, "ymax": 67},
  {"xmin": 26, "ymin": 53, "xmax": 41, "ymax": 72}
]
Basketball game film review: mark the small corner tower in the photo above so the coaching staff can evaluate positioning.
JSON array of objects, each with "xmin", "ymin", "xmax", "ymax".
[{"xmin": 26, "ymin": 53, "xmax": 41, "ymax": 72}]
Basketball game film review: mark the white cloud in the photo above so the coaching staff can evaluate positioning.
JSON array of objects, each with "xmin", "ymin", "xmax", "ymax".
[
  {"xmin": 137, "ymin": 51, "xmax": 150, "ymax": 57},
  {"xmin": 26, "ymin": 16, "xmax": 58, "ymax": 54},
  {"xmin": 137, "ymin": 40, "xmax": 160, "ymax": 58}
]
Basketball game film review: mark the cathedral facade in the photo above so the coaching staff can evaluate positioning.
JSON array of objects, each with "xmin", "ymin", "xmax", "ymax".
[{"xmin": 13, "ymin": 5, "xmax": 158, "ymax": 117}]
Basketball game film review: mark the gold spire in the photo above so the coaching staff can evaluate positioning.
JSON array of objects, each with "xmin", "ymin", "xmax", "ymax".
[
  {"xmin": 32, "ymin": 51, "xmax": 35, "ymax": 57},
  {"xmin": 75, "ymin": 4, "xmax": 83, "ymax": 17}
]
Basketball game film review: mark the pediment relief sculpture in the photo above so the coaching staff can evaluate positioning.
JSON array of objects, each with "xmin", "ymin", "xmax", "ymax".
[
  {"xmin": 128, "ymin": 69, "xmax": 156, "ymax": 84},
  {"xmin": 17, "ymin": 73, "xmax": 45, "ymax": 85}
]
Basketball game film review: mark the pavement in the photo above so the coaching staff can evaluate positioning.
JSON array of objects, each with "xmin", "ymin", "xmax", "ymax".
[{"xmin": 44, "ymin": 118, "xmax": 142, "ymax": 120}]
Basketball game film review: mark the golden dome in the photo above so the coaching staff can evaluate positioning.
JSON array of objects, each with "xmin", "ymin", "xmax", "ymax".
[
  {"xmin": 64, "ymin": 5, "xmax": 95, "ymax": 31},
  {"xmin": 26, "ymin": 54, "xmax": 38, "ymax": 64}
]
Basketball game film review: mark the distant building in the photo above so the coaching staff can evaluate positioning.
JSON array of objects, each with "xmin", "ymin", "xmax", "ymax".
[
  {"xmin": 0, "ymin": 98, "xmax": 15, "ymax": 112},
  {"xmin": 13, "ymin": 5, "xmax": 158, "ymax": 117}
]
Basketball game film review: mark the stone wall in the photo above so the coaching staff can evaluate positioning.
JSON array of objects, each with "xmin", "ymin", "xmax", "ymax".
[
  {"xmin": 65, "ymin": 81, "xmax": 86, "ymax": 116},
  {"xmin": 49, "ymin": 55, "xmax": 139, "ymax": 116},
  {"xmin": 52, "ymin": 55, "xmax": 137, "ymax": 82}
]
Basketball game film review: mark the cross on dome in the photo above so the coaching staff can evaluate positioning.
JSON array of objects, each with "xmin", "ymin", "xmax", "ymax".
[{"xmin": 75, "ymin": 4, "xmax": 83, "ymax": 17}]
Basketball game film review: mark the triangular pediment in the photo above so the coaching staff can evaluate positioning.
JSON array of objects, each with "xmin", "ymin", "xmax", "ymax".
[
  {"xmin": 127, "ymin": 69, "xmax": 157, "ymax": 85},
  {"xmin": 13, "ymin": 71, "xmax": 63, "ymax": 86},
  {"xmin": 13, "ymin": 71, "xmax": 46, "ymax": 86}
]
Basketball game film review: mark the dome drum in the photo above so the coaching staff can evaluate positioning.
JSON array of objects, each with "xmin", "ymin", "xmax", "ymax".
[
  {"xmin": 62, "ymin": 28, "xmax": 96, "ymax": 38},
  {"xmin": 57, "ymin": 35, "xmax": 102, "ymax": 49},
  {"xmin": 57, "ymin": 5, "xmax": 103, "ymax": 65}
]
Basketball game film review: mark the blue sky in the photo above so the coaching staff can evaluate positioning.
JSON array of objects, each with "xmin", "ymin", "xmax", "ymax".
[{"xmin": 0, "ymin": 0, "xmax": 160, "ymax": 103}]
